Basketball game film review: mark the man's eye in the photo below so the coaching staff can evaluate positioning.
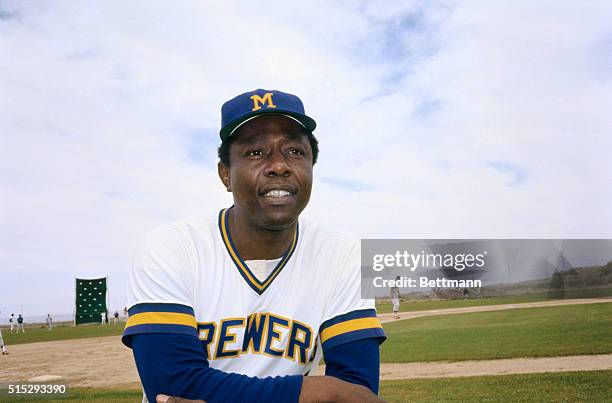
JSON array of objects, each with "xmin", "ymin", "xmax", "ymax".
[
  {"xmin": 289, "ymin": 148, "xmax": 304, "ymax": 156},
  {"xmin": 247, "ymin": 150, "xmax": 263, "ymax": 157}
]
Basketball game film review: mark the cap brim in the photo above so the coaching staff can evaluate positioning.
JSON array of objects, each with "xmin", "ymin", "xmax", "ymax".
[{"xmin": 220, "ymin": 109, "xmax": 316, "ymax": 141}]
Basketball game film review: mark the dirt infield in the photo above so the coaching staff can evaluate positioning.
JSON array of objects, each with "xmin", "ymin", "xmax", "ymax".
[
  {"xmin": 1, "ymin": 298, "xmax": 610, "ymax": 388},
  {"xmin": 316, "ymin": 354, "xmax": 612, "ymax": 379},
  {"xmin": 0, "ymin": 334, "xmax": 140, "ymax": 388}
]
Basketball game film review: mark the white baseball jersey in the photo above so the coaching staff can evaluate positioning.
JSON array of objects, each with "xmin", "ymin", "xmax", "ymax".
[{"xmin": 122, "ymin": 207, "xmax": 385, "ymax": 378}]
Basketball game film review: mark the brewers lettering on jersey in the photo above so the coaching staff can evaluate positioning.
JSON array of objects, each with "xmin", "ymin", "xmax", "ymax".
[{"xmin": 123, "ymin": 89, "xmax": 386, "ymax": 403}]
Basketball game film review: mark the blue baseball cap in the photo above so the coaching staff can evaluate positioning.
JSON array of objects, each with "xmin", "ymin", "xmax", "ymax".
[{"xmin": 219, "ymin": 89, "xmax": 317, "ymax": 141}]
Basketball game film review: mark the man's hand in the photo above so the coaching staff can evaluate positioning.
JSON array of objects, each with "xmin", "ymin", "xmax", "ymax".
[
  {"xmin": 300, "ymin": 376, "xmax": 386, "ymax": 403},
  {"xmin": 156, "ymin": 394, "xmax": 206, "ymax": 403}
]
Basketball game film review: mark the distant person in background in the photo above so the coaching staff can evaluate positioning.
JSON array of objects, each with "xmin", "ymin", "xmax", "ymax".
[
  {"xmin": 113, "ymin": 311, "xmax": 119, "ymax": 324},
  {"xmin": 463, "ymin": 287, "xmax": 469, "ymax": 300},
  {"xmin": 0, "ymin": 327, "xmax": 8, "ymax": 355},
  {"xmin": 46, "ymin": 314, "xmax": 53, "ymax": 331},
  {"xmin": 123, "ymin": 306, "xmax": 128, "ymax": 317},
  {"xmin": 9, "ymin": 314, "xmax": 15, "ymax": 333},
  {"xmin": 100, "ymin": 311, "xmax": 106, "ymax": 325},
  {"xmin": 391, "ymin": 276, "xmax": 401, "ymax": 319},
  {"xmin": 16, "ymin": 314, "xmax": 25, "ymax": 333}
]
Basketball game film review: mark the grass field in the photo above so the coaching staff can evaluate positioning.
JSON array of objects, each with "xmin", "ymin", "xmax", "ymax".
[
  {"xmin": 375, "ymin": 288, "xmax": 612, "ymax": 314},
  {"xmin": 379, "ymin": 370, "xmax": 612, "ymax": 403},
  {"xmin": 1, "ymin": 386, "xmax": 142, "ymax": 402},
  {"xmin": 381, "ymin": 303, "xmax": 612, "ymax": 362},
  {"xmin": 4, "ymin": 370, "xmax": 611, "ymax": 402},
  {"xmin": 1, "ymin": 323, "xmax": 124, "ymax": 346}
]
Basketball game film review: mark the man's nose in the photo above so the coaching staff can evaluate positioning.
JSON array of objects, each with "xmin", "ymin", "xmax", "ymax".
[{"xmin": 265, "ymin": 150, "xmax": 291, "ymax": 177}]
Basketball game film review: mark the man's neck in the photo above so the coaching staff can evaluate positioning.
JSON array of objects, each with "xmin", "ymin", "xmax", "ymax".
[{"xmin": 228, "ymin": 207, "xmax": 296, "ymax": 261}]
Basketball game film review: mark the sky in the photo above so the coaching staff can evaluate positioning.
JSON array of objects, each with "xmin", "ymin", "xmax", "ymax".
[{"xmin": 1, "ymin": 1, "xmax": 611, "ymax": 317}]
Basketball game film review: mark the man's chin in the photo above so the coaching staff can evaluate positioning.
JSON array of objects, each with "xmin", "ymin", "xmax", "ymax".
[{"xmin": 259, "ymin": 208, "xmax": 300, "ymax": 231}]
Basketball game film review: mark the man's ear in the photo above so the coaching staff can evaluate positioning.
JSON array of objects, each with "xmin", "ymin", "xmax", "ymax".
[{"xmin": 218, "ymin": 162, "xmax": 231, "ymax": 192}]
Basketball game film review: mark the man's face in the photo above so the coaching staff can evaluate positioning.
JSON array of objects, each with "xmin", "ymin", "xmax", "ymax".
[{"xmin": 218, "ymin": 114, "xmax": 314, "ymax": 230}]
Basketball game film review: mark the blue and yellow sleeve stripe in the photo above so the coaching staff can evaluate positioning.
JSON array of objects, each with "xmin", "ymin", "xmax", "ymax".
[
  {"xmin": 122, "ymin": 303, "xmax": 198, "ymax": 348},
  {"xmin": 319, "ymin": 309, "xmax": 386, "ymax": 351}
]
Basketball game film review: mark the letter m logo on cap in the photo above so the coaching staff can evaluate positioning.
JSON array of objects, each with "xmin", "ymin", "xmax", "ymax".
[{"xmin": 250, "ymin": 92, "xmax": 277, "ymax": 111}]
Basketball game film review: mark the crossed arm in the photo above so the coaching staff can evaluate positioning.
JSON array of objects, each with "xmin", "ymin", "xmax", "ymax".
[{"xmin": 131, "ymin": 333, "xmax": 385, "ymax": 403}]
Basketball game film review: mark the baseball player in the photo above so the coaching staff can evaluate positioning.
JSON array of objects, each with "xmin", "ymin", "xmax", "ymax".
[
  {"xmin": 16, "ymin": 314, "xmax": 24, "ymax": 333},
  {"xmin": 1, "ymin": 311, "xmax": 9, "ymax": 355},
  {"xmin": 390, "ymin": 276, "xmax": 401, "ymax": 319},
  {"xmin": 123, "ymin": 89, "xmax": 386, "ymax": 403},
  {"xmin": 0, "ymin": 328, "xmax": 8, "ymax": 355}
]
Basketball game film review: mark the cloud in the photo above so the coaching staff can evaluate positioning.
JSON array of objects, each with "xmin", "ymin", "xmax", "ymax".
[
  {"xmin": 486, "ymin": 161, "xmax": 527, "ymax": 186},
  {"xmin": 0, "ymin": 0, "xmax": 610, "ymax": 316}
]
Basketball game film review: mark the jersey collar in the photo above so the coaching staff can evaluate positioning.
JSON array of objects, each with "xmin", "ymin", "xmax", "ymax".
[{"xmin": 218, "ymin": 207, "xmax": 299, "ymax": 295}]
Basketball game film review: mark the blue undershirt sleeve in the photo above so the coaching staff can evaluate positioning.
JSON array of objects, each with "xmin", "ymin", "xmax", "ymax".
[
  {"xmin": 131, "ymin": 333, "xmax": 302, "ymax": 403},
  {"xmin": 323, "ymin": 337, "xmax": 382, "ymax": 394}
]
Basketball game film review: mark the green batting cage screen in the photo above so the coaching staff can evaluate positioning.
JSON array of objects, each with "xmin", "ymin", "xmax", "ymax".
[{"xmin": 75, "ymin": 277, "xmax": 107, "ymax": 325}]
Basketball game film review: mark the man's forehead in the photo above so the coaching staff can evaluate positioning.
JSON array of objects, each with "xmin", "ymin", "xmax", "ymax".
[{"xmin": 232, "ymin": 115, "xmax": 308, "ymax": 143}]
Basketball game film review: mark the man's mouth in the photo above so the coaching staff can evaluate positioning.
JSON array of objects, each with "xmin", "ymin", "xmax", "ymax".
[
  {"xmin": 260, "ymin": 184, "xmax": 297, "ymax": 202},
  {"xmin": 263, "ymin": 189, "xmax": 292, "ymax": 198}
]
